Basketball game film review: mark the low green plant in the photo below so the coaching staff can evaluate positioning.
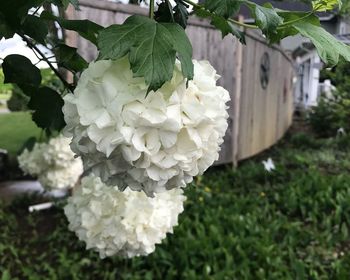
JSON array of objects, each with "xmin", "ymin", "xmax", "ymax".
[
  {"xmin": 6, "ymin": 85, "xmax": 30, "ymax": 112},
  {"xmin": 1, "ymin": 133, "xmax": 350, "ymax": 279},
  {"xmin": 0, "ymin": 112, "xmax": 41, "ymax": 156}
]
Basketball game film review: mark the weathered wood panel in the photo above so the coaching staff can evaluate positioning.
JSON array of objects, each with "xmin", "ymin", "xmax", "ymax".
[
  {"xmin": 237, "ymin": 31, "xmax": 294, "ymax": 160},
  {"xmin": 66, "ymin": 0, "xmax": 295, "ymax": 165}
]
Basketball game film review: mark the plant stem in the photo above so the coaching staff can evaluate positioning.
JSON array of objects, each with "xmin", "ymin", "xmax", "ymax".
[
  {"xmin": 277, "ymin": 11, "xmax": 314, "ymax": 29},
  {"xmin": 228, "ymin": 18, "xmax": 259, "ymax": 29},
  {"xmin": 181, "ymin": 0, "xmax": 259, "ymax": 29},
  {"xmin": 149, "ymin": 0, "xmax": 155, "ymax": 19},
  {"xmin": 19, "ymin": 34, "xmax": 74, "ymax": 91}
]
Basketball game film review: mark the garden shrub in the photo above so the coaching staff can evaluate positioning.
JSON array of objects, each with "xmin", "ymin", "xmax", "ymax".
[
  {"xmin": 308, "ymin": 91, "xmax": 350, "ymax": 137},
  {"xmin": 311, "ymin": 60, "xmax": 350, "ymax": 137},
  {"xmin": 6, "ymin": 85, "xmax": 29, "ymax": 112}
]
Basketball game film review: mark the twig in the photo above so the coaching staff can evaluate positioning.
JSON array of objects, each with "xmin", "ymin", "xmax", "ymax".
[
  {"xmin": 181, "ymin": 0, "xmax": 259, "ymax": 29},
  {"xmin": 19, "ymin": 34, "xmax": 74, "ymax": 91},
  {"xmin": 149, "ymin": 0, "xmax": 155, "ymax": 19},
  {"xmin": 31, "ymin": 6, "xmax": 41, "ymax": 16}
]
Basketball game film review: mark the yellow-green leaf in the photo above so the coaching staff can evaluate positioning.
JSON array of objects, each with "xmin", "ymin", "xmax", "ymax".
[{"xmin": 312, "ymin": 0, "xmax": 342, "ymax": 11}]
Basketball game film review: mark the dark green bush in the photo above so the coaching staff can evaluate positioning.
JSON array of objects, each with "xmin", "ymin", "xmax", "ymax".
[
  {"xmin": 6, "ymin": 85, "xmax": 29, "ymax": 112},
  {"xmin": 308, "ymin": 91, "xmax": 350, "ymax": 137},
  {"xmin": 312, "ymin": 59, "xmax": 350, "ymax": 137}
]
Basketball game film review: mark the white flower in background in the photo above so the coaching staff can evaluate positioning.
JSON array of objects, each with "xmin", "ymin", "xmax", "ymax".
[
  {"xmin": 64, "ymin": 175, "xmax": 186, "ymax": 258},
  {"xmin": 63, "ymin": 57, "xmax": 230, "ymax": 196},
  {"xmin": 18, "ymin": 135, "xmax": 83, "ymax": 190},
  {"xmin": 262, "ymin": 158, "xmax": 275, "ymax": 172},
  {"xmin": 337, "ymin": 127, "xmax": 346, "ymax": 136}
]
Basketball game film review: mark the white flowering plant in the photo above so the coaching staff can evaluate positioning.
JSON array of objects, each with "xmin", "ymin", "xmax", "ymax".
[
  {"xmin": 18, "ymin": 135, "xmax": 83, "ymax": 190},
  {"xmin": 2, "ymin": 0, "xmax": 350, "ymax": 259},
  {"xmin": 63, "ymin": 57, "xmax": 230, "ymax": 196},
  {"xmin": 65, "ymin": 175, "xmax": 186, "ymax": 258},
  {"xmin": 1, "ymin": 0, "xmax": 349, "ymax": 137}
]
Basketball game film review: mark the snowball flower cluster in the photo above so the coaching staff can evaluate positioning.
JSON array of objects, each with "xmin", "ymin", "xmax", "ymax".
[
  {"xmin": 18, "ymin": 135, "xmax": 83, "ymax": 190},
  {"xmin": 64, "ymin": 175, "xmax": 186, "ymax": 258},
  {"xmin": 63, "ymin": 57, "xmax": 230, "ymax": 196}
]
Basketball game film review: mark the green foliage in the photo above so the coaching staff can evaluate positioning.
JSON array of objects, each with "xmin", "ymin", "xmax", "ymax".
[
  {"xmin": 0, "ymin": 69, "xmax": 13, "ymax": 97},
  {"xmin": 40, "ymin": 11, "xmax": 103, "ymax": 45},
  {"xmin": 293, "ymin": 22, "xmax": 350, "ymax": 66},
  {"xmin": 0, "ymin": 112, "xmax": 41, "ymax": 156},
  {"xmin": 204, "ymin": 0, "xmax": 241, "ymax": 19},
  {"xmin": 312, "ymin": 0, "xmax": 342, "ymax": 11},
  {"xmin": 310, "ymin": 59, "xmax": 350, "ymax": 137},
  {"xmin": 246, "ymin": 1, "xmax": 283, "ymax": 35},
  {"xmin": 173, "ymin": 1, "xmax": 189, "ymax": 29},
  {"xmin": 98, "ymin": 15, "xmax": 193, "ymax": 92},
  {"xmin": 320, "ymin": 59, "xmax": 350, "ymax": 93},
  {"xmin": 1, "ymin": 0, "xmax": 350, "ymax": 135},
  {"xmin": 22, "ymin": 15, "xmax": 48, "ymax": 45},
  {"xmin": 28, "ymin": 87, "xmax": 65, "ymax": 133},
  {"xmin": 308, "ymin": 91, "xmax": 350, "ymax": 137},
  {"xmin": 1, "ymin": 133, "xmax": 350, "ymax": 278},
  {"xmin": 2, "ymin": 55, "xmax": 65, "ymax": 134},
  {"xmin": 6, "ymin": 85, "xmax": 30, "ymax": 112},
  {"xmin": 55, "ymin": 44, "xmax": 88, "ymax": 73},
  {"xmin": 194, "ymin": 7, "xmax": 246, "ymax": 42},
  {"xmin": 3, "ymin": 55, "xmax": 42, "ymax": 93}
]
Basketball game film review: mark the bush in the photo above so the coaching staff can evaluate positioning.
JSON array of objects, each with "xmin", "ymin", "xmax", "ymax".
[
  {"xmin": 312, "ymin": 59, "xmax": 350, "ymax": 137},
  {"xmin": 308, "ymin": 91, "xmax": 350, "ymax": 137},
  {"xmin": 6, "ymin": 85, "xmax": 29, "ymax": 112}
]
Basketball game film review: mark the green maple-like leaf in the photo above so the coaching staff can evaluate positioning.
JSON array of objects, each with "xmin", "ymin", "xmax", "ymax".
[
  {"xmin": 204, "ymin": 0, "xmax": 242, "ymax": 19},
  {"xmin": 174, "ymin": 2, "xmax": 189, "ymax": 29},
  {"xmin": 41, "ymin": 11, "xmax": 102, "ymax": 45},
  {"xmin": 98, "ymin": 15, "xmax": 193, "ymax": 92},
  {"xmin": 3, "ymin": 54, "xmax": 42, "ymax": 92},
  {"xmin": 155, "ymin": 0, "xmax": 174, "ymax": 23},
  {"xmin": 22, "ymin": 15, "xmax": 48, "ymax": 45},
  {"xmin": 194, "ymin": 8, "xmax": 245, "ymax": 43},
  {"xmin": 294, "ymin": 22, "xmax": 350, "ymax": 65},
  {"xmin": 246, "ymin": 2, "xmax": 283, "ymax": 35},
  {"xmin": 28, "ymin": 86, "xmax": 65, "ymax": 133},
  {"xmin": 312, "ymin": 0, "xmax": 341, "ymax": 11},
  {"xmin": 55, "ymin": 44, "xmax": 88, "ymax": 72}
]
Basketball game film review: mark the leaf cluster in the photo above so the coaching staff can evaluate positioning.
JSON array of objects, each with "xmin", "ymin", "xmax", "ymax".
[
  {"xmin": 0, "ymin": 0, "xmax": 100, "ymax": 134},
  {"xmin": 1, "ymin": 0, "xmax": 350, "ymax": 135}
]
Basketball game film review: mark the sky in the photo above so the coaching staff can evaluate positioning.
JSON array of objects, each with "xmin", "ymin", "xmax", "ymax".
[{"xmin": 0, "ymin": 35, "xmax": 52, "ymax": 69}]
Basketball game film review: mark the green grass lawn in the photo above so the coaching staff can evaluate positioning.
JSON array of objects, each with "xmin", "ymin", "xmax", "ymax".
[
  {"xmin": 1, "ymin": 131, "xmax": 350, "ymax": 279},
  {"xmin": 0, "ymin": 112, "xmax": 41, "ymax": 156}
]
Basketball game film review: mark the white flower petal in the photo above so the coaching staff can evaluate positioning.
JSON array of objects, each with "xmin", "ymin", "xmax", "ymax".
[
  {"xmin": 64, "ymin": 175, "xmax": 186, "ymax": 258},
  {"xmin": 62, "ymin": 57, "xmax": 230, "ymax": 196}
]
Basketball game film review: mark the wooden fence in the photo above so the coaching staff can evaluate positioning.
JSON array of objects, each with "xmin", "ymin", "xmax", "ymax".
[{"xmin": 66, "ymin": 0, "xmax": 295, "ymax": 165}]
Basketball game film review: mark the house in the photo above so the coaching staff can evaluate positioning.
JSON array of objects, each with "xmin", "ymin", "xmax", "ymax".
[{"xmin": 238, "ymin": 0, "xmax": 350, "ymax": 109}]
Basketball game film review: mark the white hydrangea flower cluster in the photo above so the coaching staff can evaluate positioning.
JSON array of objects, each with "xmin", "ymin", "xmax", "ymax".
[
  {"xmin": 64, "ymin": 175, "xmax": 186, "ymax": 258},
  {"xmin": 18, "ymin": 135, "xmax": 83, "ymax": 190},
  {"xmin": 63, "ymin": 57, "xmax": 230, "ymax": 196}
]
